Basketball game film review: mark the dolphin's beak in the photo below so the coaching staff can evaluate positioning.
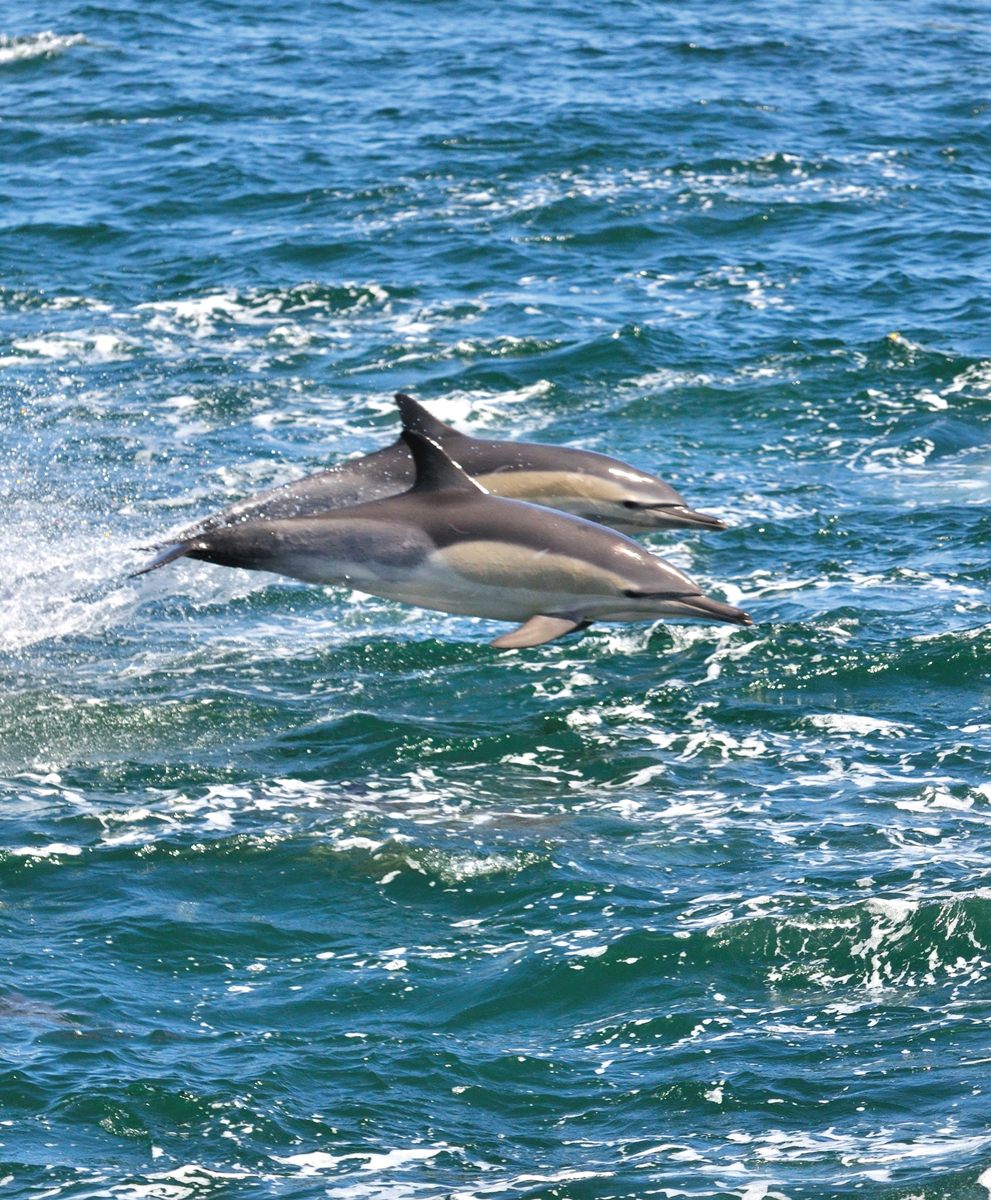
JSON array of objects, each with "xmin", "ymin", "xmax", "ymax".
[
  {"xmin": 640, "ymin": 505, "xmax": 728, "ymax": 531},
  {"xmin": 679, "ymin": 594, "xmax": 752, "ymax": 625}
]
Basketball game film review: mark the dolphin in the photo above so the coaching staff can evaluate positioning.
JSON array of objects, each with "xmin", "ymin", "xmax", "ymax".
[
  {"xmin": 166, "ymin": 394, "xmax": 725, "ymax": 546},
  {"xmin": 137, "ymin": 431, "xmax": 750, "ymax": 648}
]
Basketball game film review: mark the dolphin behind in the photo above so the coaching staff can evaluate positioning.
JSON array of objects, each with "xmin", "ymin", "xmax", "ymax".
[
  {"xmin": 164, "ymin": 394, "xmax": 726, "ymax": 547},
  {"xmin": 137, "ymin": 431, "xmax": 750, "ymax": 648},
  {"xmin": 392, "ymin": 395, "xmax": 727, "ymax": 534}
]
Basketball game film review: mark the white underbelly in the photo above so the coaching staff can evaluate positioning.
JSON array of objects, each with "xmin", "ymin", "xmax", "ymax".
[
  {"xmin": 361, "ymin": 559, "xmax": 581, "ymax": 622},
  {"xmin": 287, "ymin": 552, "xmax": 586, "ymax": 621}
]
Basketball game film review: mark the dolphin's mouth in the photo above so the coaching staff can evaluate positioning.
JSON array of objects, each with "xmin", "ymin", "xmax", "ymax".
[
  {"xmin": 619, "ymin": 503, "xmax": 728, "ymax": 531},
  {"xmin": 681, "ymin": 594, "xmax": 752, "ymax": 625},
  {"xmin": 622, "ymin": 589, "xmax": 752, "ymax": 626}
]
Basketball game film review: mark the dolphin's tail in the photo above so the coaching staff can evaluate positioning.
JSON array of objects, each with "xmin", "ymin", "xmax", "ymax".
[
  {"xmin": 678, "ymin": 594, "xmax": 752, "ymax": 626},
  {"xmin": 130, "ymin": 542, "xmax": 193, "ymax": 577}
]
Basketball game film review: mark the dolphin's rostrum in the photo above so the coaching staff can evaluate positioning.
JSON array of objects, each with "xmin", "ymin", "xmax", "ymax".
[
  {"xmin": 139, "ymin": 431, "xmax": 751, "ymax": 647},
  {"xmin": 169, "ymin": 394, "xmax": 726, "ymax": 546}
]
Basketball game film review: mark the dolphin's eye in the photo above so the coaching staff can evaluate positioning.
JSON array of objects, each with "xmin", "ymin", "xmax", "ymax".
[
  {"xmin": 623, "ymin": 589, "xmax": 646, "ymax": 598},
  {"xmin": 621, "ymin": 500, "xmax": 641, "ymax": 510}
]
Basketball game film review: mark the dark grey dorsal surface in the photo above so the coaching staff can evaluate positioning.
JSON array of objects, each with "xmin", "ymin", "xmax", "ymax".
[{"xmin": 166, "ymin": 394, "xmax": 721, "ymax": 547}]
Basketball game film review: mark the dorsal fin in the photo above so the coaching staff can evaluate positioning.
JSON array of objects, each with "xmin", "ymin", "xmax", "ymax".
[
  {"xmin": 395, "ymin": 393, "xmax": 465, "ymax": 442},
  {"xmin": 402, "ymin": 430, "xmax": 486, "ymax": 494}
]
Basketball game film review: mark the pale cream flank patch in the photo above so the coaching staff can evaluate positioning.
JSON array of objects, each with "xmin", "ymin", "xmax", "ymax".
[
  {"xmin": 439, "ymin": 541, "xmax": 628, "ymax": 595},
  {"xmin": 476, "ymin": 470, "xmax": 628, "ymax": 503}
]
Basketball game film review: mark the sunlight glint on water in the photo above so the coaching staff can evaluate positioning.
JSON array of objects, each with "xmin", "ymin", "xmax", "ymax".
[{"xmin": 2, "ymin": 2, "xmax": 991, "ymax": 1197}]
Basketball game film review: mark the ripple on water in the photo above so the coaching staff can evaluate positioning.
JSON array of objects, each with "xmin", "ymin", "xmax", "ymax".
[{"xmin": 3, "ymin": 2, "xmax": 991, "ymax": 1197}]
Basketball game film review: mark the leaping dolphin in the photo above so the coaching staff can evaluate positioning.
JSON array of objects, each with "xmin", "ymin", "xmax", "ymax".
[
  {"xmin": 138, "ymin": 431, "xmax": 750, "ymax": 648},
  {"xmin": 167, "ymin": 394, "xmax": 725, "ymax": 546}
]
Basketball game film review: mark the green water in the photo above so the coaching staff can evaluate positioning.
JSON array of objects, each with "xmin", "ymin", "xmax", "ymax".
[{"xmin": 3, "ymin": 2, "xmax": 991, "ymax": 1197}]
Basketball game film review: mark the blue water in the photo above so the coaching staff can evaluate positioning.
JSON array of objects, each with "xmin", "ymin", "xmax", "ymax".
[{"xmin": 3, "ymin": 2, "xmax": 991, "ymax": 1197}]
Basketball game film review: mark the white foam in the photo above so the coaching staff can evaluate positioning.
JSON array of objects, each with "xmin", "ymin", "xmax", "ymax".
[
  {"xmin": 113, "ymin": 1185, "xmax": 192, "ymax": 1199},
  {"xmin": 274, "ymin": 1146, "xmax": 452, "ymax": 1176},
  {"xmin": 0, "ymin": 31, "xmax": 88, "ymax": 64},
  {"xmin": 401, "ymin": 380, "xmax": 555, "ymax": 437},
  {"xmin": 8, "ymin": 842, "xmax": 81, "ymax": 858},
  {"xmin": 612, "ymin": 1118, "xmax": 991, "ymax": 1184},
  {"xmin": 1, "ymin": 332, "xmax": 134, "ymax": 366},
  {"xmin": 276, "ymin": 1152, "xmax": 342, "ymax": 1171},
  {"xmin": 149, "ymin": 1166, "xmax": 250, "ymax": 1183},
  {"xmin": 808, "ymin": 714, "xmax": 908, "ymax": 738},
  {"xmin": 745, "ymin": 1124, "xmax": 991, "ymax": 1167}
]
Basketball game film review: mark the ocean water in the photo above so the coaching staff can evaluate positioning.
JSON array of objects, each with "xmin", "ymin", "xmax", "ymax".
[{"xmin": 2, "ymin": 1, "xmax": 991, "ymax": 1197}]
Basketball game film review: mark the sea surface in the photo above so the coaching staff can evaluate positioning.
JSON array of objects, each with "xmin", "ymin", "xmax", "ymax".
[{"xmin": 2, "ymin": 2, "xmax": 991, "ymax": 1197}]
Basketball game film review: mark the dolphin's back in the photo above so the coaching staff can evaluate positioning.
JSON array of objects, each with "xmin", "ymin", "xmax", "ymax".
[
  {"xmin": 136, "ymin": 431, "xmax": 751, "ymax": 635},
  {"xmin": 185, "ymin": 513, "xmax": 433, "ymax": 585},
  {"xmin": 173, "ymin": 432, "xmax": 693, "ymax": 543},
  {"xmin": 175, "ymin": 441, "xmax": 415, "ymax": 542},
  {"xmin": 169, "ymin": 397, "xmax": 707, "ymax": 546},
  {"xmin": 446, "ymin": 436, "xmax": 687, "ymax": 504}
]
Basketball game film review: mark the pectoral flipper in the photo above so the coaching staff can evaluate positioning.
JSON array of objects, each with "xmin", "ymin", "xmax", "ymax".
[{"xmin": 489, "ymin": 615, "xmax": 590, "ymax": 649}]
